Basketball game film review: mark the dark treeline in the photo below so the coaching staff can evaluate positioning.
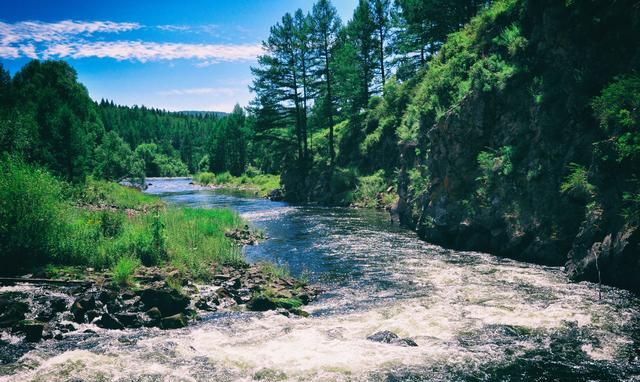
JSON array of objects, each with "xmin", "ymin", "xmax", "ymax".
[{"xmin": 0, "ymin": 60, "xmax": 254, "ymax": 183}]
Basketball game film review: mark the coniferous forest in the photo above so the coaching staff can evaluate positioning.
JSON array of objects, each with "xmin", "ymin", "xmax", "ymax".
[{"xmin": 1, "ymin": 1, "xmax": 640, "ymax": 379}]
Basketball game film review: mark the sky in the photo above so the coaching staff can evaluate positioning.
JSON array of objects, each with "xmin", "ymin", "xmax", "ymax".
[{"xmin": 0, "ymin": 0, "xmax": 358, "ymax": 112}]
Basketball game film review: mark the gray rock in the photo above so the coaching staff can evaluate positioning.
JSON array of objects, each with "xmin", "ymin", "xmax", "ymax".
[
  {"xmin": 96, "ymin": 313, "xmax": 124, "ymax": 330},
  {"xmin": 139, "ymin": 287, "xmax": 189, "ymax": 317},
  {"xmin": 160, "ymin": 313, "xmax": 188, "ymax": 329},
  {"xmin": 367, "ymin": 330, "xmax": 418, "ymax": 347}
]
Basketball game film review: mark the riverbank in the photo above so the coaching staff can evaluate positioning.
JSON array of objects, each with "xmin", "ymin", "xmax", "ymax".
[
  {"xmin": 193, "ymin": 171, "xmax": 281, "ymax": 198},
  {"xmin": 0, "ymin": 161, "xmax": 318, "ymax": 345}
]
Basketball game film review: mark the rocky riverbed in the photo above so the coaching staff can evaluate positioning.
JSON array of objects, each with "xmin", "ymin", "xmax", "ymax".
[{"xmin": 0, "ymin": 263, "xmax": 318, "ymax": 355}]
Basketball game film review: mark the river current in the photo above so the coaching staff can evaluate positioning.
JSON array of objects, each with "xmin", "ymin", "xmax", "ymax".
[{"xmin": 1, "ymin": 177, "xmax": 639, "ymax": 381}]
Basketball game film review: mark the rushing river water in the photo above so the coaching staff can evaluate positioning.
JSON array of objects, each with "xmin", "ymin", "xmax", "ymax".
[{"xmin": 2, "ymin": 177, "xmax": 640, "ymax": 381}]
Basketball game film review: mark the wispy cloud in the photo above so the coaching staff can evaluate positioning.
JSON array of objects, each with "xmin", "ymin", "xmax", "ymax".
[
  {"xmin": 157, "ymin": 24, "xmax": 191, "ymax": 32},
  {"xmin": 0, "ymin": 20, "xmax": 261, "ymax": 63},
  {"xmin": 41, "ymin": 41, "xmax": 262, "ymax": 62},
  {"xmin": 157, "ymin": 87, "xmax": 238, "ymax": 96},
  {"xmin": 0, "ymin": 20, "xmax": 141, "ymax": 45}
]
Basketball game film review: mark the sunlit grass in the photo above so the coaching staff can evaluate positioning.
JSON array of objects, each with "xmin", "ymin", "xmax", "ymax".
[{"xmin": 194, "ymin": 171, "xmax": 280, "ymax": 196}]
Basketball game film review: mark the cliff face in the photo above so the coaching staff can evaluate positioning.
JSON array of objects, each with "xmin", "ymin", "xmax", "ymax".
[{"xmin": 398, "ymin": 0, "xmax": 640, "ymax": 291}]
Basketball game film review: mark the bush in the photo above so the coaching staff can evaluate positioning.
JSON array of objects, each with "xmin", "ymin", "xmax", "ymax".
[
  {"xmin": 215, "ymin": 171, "xmax": 233, "ymax": 184},
  {"xmin": 354, "ymin": 170, "xmax": 387, "ymax": 208},
  {"xmin": 0, "ymin": 158, "xmax": 65, "ymax": 271},
  {"xmin": 195, "ymin": 172, "xmax": 215, "ymax": 185},
  {"xmin": 112, "ymin": 256, "xmax": 139, "ymax": 286},
  {"xmin": 560, "ymin": 163, "xmax": 595, "ymax": 199}
]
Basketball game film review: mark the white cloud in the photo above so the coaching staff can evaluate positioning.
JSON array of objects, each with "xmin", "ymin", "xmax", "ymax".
[
  {"xmin": 157, "ymin": 87, "xmax": 238, "ymax": 96},
  {"xmin": 0, "ymin": 45, "xmax": 20, "ymax": 59},
  {"xmin": 194, "ymin": 60, "xmax": 220, "ymax": 68},
  {"xmin": 157, "ymin": 25, "xmax": 191, "ymax": 32},
  {"xmin": 0, "ymin": 19, "xmax": 261, "ymax": 65},
  {"xmin": 41, "ymin": 41, "xmax": 262, "ymax": 62},
  {"xmin": 18, "ymin": 44, "xmax": 38, "ymax": 59},
  {"xmin": 0, "ymin": 20, "xmax": 141, "ymax": 45}
]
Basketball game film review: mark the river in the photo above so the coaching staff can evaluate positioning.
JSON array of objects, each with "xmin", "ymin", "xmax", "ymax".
[{"xmin": 1, "ymin": 177, "xmax": 639, "ymax": 381}]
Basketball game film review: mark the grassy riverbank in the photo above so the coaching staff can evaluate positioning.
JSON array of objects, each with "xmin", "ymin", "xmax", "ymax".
[
  {"xmin": 0, "ymin": 158, "xmax": 244, "ymax": 281},
  {"xmin": 193, "ymin": 171, "xmax": 280, "ymax": 197}
]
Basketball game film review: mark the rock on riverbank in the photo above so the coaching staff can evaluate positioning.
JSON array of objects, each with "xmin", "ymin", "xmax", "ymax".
[{"xmin": 0, "ymin": 264, "xmax": 319, "ymax": 344}]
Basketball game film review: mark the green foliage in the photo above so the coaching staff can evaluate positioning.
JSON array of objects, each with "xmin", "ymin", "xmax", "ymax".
[
  {"xmin": 100, "ymin": 210, "xmax": 124, "ymax": 238},
  {"xmin": 592, "ymin": 75, "xmax": 640, "ymax": 132},
  {"xmin": 112, "ymin": 256, "xmax": 139, "ymax": 286},
  {"xmin": 593, "ymin": 75, "xmax": 640, "ymax": 162},
  {"xmin": 0, "ymin": 157, "xmax": 65, "ymax": 271},
  {"xmin": 134, "ymin": 143, "xmax": 189, "ymax": 177},
  {"xmin": 477, "ymin": 146, "xmax": 514, "ymax": 177},
  {"xmin": 0, "ymin": 159, "xmax": 245, "ymax": 277},
  {"xmin": 215, "ymin": 171, "xmax": 233, "ymax": 184},
  {"xmin": 194, "ymin": 171, "xmax": 280, "ymax": 196},
  {"xmin": 79, "ymin": 177, "xmax": 158, "ymax": 209},
  {"xmin": 622, "ymin": 190, "xmax": 640, "ymax": 225},
  {"xmin": 195, "ymin": 172, "xmax": 216, "ymax": 185},
  {"xmin": 408, "ymin": 167, "xmax": 430, "ymax": 200},
  {"xmin": 93, "ymin": 130, "xmax": 140, "ymax": 181},
  {"xmin": 354, "ymin": 170, "xmax": 387, "ymax": 207},
  {"xmin": 493, "ymin": 23, "xmax": 527, "ymax": 56},
  {"xmin": 259, "ymin": 262, "xmax": 291, "ymax": 281},
  {"xmin": 8, "ymin": 60, "xmax": 104, "ymax": 181},
  {"xmin": 164, "ymin": 207, "xmax": 244, "ymax": 276},
  {"xmin": 560, "ymin": 163, "xmax": 595, "ymax": 198}
]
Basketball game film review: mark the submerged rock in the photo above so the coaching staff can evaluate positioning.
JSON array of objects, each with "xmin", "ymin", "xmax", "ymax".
[
  {"xmin": 160, "ymin": 313, "xmax": 188, "ymax": 329},
  {"xmin": 367, "ymin": 330, "xmax": 418, "ymax": 347}
]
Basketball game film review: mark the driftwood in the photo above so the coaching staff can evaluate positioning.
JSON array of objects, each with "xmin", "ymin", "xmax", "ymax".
[{"xmin": 0, "ymin": 277, "xmax": 92, "ymax": 286}]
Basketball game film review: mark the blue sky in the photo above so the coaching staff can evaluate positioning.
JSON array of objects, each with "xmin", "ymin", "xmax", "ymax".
[{"xmin": 0, "ymin": 0, "xmax": 358, "ymax": 112}]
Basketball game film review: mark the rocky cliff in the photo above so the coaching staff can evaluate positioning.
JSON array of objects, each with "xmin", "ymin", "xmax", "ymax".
[{"xmin": 398, "ymin": 0, "xmax": 640, "ymax": 291}]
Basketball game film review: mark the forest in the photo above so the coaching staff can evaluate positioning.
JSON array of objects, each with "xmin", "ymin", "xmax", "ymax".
[{"xmin": 1, "ymin": 0, "xmax": 639, "ymax": 291}]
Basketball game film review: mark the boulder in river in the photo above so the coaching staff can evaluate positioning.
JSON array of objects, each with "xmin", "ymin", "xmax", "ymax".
[
  {"xmin": 0, "ymin": 297, "xmax": 29, "ymax": 328},
  {"xmin": 160, "ymin": 313, "xmax": 188, "ymax": 329},
  {"xmin": 247, "ymin": 295, "xmax": 278, "ymax": 311},
  {"xmin": 367, "ymin": 330, "xmax": 418, "ymax": 347},
  {"xmin": 70, "ymin": 294, "xmax": 96, "ymax": 323},
  {"xmin": 138, "ymin": 287, "xmax": 189, "ymax": 317},
  {"xmin": 15, "ymin": 320, "xmax": 44, "ymax": 342},
  {"xmin": 96, "ymin": 313, "xmax": 124, "ymax": 330}
]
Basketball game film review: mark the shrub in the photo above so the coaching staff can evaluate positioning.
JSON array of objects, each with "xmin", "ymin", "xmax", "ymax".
[
  {"xmin": 100, "ymin": 210, "xmax": 124, "ymax": 238},
  {"xmin": 195, "ymin": 172, "xmax": 215, "ymax": 185},
  {"xmin": 0, "ymin": 158, "xmax": 65, "ymax": 271},
  {"xmin": 354, "ymin": 170, "xmax": 386, "ymax": 208},
  {"xmin": 215, "ymin": 171, "xmax": 232, "ymax": 184},
  {"xmin": 560, "ymin": 163, "xmax": 595, "ymax": 199},
  {"xmin": 112, "ymin": 256, "xmax": 139, "ymax": 286}
]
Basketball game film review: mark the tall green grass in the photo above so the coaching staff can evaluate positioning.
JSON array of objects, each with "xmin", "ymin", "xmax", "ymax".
[
  {"xmin": 0, "ymin": 157, "xmax": 247, "ymax": 279},
  {"xmin": 0, "ymin": 158, "xmax": 65, "ymax": 271},
  {"xmin": 77, "ymin": 177, "xmax": 158, "ymax": 209},
  {"xmin": 194, "ymin": 171, "xmax": 280, "ymax": 196}
]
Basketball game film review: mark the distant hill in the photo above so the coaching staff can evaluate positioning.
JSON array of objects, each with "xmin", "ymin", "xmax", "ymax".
[{"xmin": 177, "ymin": 110, "xmax": 228, "ymax": 118}]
